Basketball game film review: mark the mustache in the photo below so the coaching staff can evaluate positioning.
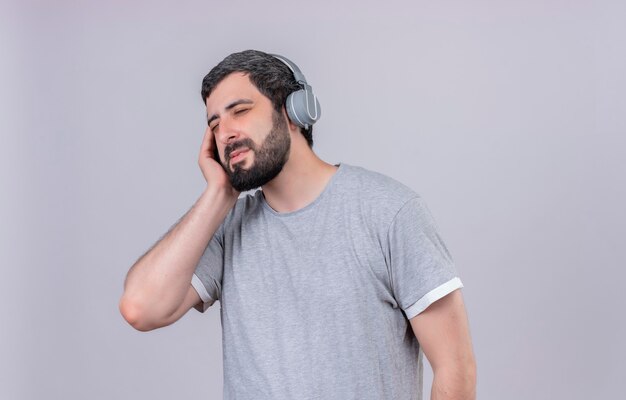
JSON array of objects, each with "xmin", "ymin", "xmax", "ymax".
[{"xmin": 225, "ymin": 139, "xmax": 255, "ymax": 160}]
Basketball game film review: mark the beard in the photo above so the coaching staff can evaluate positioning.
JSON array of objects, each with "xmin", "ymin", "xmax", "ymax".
[{"xmin": 222, "ymin": 109, "xmax": 291, "ymax": 192}]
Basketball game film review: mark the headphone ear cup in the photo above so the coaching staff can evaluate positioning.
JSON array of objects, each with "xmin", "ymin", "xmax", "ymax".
[{"xmin": 286, "ymin": 87, "xmax": 321, "ymax": 129}]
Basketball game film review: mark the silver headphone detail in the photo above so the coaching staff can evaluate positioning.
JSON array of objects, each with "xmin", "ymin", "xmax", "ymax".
[{"xmin": 270, "ymin": 53, "xmax": 321, "ymax": 130}]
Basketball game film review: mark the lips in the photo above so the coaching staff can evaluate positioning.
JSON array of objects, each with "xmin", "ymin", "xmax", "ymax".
[{"xmin": 230, "ymin": 148, "xmax": 249, "ymax": 159}]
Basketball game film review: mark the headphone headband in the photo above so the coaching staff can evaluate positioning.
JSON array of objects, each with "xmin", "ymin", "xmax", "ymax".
[{"xmin": 269, "ymin": 54, "xmax": 308, "ymax": 85}]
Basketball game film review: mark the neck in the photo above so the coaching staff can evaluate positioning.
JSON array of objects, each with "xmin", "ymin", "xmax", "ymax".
[{"xmin": 261, "ymin": 135, "xmax": 338, "ymax": 214}]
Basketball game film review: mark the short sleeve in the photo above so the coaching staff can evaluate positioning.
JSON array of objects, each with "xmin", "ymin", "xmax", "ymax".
[
  {"xmin": 191, "ymin": 220, "xmax": 225, "ymax": 313},
  {"xmin": 385, "ymin": 196, "xmax": 464, "ymax": 320}
]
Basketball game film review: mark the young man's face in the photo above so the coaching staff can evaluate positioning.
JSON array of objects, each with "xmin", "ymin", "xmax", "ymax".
[{"xmin": 205, "ymin": 72, "xmax": 291, "ymax": 192}]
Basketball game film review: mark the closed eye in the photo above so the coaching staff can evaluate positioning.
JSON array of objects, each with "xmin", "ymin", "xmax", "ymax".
[{"xmin": 210, "ymin": 108, "xmax": 249, "ymax": 132}]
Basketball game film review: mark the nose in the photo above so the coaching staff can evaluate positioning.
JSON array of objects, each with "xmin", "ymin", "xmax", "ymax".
[{"xmin": 215, "ymin": 115, "xmax": 242, "ymax": 147}]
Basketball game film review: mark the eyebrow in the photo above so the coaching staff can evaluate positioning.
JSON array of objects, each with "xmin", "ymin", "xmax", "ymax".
[{"xmin": 207, "ymin": 98, "xmax": 254, "ymax": 126}]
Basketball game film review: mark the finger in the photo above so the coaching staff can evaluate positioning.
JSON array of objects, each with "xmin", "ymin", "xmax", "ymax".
[{"xmin": 199, "ymin": 125, "xmax": 215, "ymax": 159}]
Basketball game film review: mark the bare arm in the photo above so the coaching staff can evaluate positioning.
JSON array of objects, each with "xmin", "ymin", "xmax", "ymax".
[
  {"xmin": 119, "ymin": 187, "xmax": 236, "ymax": 331},
  {"xmin": 119, "ymin": 125, "xmax": 238, "ymax": 331},
  {"xmin": 410, "ymin": 289, "xmax": 477, "ymax": 400}
]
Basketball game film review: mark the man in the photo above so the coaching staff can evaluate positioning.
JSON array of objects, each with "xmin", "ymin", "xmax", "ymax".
[{"xmin": 120, "ymin": 49, "xmax": 476, "ymax": 400}]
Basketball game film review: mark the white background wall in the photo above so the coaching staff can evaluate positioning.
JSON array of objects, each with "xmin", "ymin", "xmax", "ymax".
[{"xmin": 1, "ymin": 1, "xmax": 624, "ymax": 399}]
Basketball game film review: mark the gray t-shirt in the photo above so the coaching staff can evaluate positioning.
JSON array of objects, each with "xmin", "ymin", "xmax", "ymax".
[{"xmin": 191, "ymin": 162, "xmax": 463, "ymax": 400}]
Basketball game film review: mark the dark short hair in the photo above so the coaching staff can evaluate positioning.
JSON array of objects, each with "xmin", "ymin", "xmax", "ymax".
[{"xmin": 200, "ymin": 49, "xmax": 313, "ymax": 148}]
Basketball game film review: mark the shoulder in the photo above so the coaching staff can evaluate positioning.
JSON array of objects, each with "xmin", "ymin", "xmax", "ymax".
[
  {"xmin": 338, "ymin": 163, "xmax": 422, "ymax": 226},
  {"xmin": 340, "ymin": 163, "xmax": 420, "ymax": 207}
]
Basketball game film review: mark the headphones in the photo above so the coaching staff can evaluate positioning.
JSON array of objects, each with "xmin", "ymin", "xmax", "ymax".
[{"xmin": 269, "ymin": 53, "xmax": 321, "ymax": 130}]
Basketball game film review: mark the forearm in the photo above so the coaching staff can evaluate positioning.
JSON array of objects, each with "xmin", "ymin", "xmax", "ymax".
[
  {"xmin": 120, "ymin": 186, "xmax": 236, "ymax": 327},
  {"xmin": 430, "ymin": 366, "xmax": 477, "ymax": 400}
]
